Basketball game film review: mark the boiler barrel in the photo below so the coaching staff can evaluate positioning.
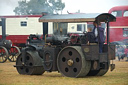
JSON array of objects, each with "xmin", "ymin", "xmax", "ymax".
[
  {"xmin": 0, "ymin": 40, "xmax": 12, "ymax": 49},
  {"xmin": 46, "ymin": 36, "xmax": 68, "ymax": 45}
]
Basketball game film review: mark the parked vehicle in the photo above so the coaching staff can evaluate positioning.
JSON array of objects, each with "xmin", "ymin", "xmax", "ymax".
[
  {"xmin": 108, "ymin": 5, "xmax": 128, "ymax": 45},
  {"xmin": 109, "ymin": 6, "xmax": 128, "ymax": 59},
  {"xmin": 0, "ymin": 15, "xmax": 87, "ymax": 47},
  {"xmin": 0, "ymin": 18, "xmax": 20, "ymax": 63}
]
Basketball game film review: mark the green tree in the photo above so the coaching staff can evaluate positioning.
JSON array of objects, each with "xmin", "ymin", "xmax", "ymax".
[
  {"xmin": 13, "ymin": 1, "xmax": 28, "ymax": 15},
  {"xmin": 13, "ymin": 0, "xmax": 65, "ymax": 15},
  {"xmin": 49, "ymin": 0, "xmax": 65, "ymax": 14}
]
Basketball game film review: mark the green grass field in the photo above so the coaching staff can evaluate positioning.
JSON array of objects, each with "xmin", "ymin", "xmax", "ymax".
[{"xmin": 0, "ymin": 60, "xmax": 128, "ymax": 85}]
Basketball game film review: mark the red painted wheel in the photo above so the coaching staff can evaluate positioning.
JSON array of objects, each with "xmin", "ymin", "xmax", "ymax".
[
  {"xmin": 8, "ymin": 46, "xmax": 20, "ymax": 62},
  {"xmin": 0, "ymin": 46, "xmax": 9, "ymax": 63}
]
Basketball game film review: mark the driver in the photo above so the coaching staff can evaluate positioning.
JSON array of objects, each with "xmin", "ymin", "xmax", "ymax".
[{"xmin": 86, "ymin": 27, "xmax": 95, "ymax": 44}]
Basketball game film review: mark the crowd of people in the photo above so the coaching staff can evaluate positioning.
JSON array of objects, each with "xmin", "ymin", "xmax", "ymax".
[{"xmin": 116, "ymin": 46, "xmax": 128, "ymax": 61}]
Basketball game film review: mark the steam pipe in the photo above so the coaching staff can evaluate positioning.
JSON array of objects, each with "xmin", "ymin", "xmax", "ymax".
[
  {"xmin": 43, "ymin": 22, "xmax": 48, "ymax": 40},
  {"xmin": 45, "ymin": 34, "xmax": 47, "ymax": 43}
]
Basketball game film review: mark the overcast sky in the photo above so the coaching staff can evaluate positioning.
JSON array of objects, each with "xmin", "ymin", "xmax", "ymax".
[{"xmin": 0, "ymin": 0, "xmax": 128, "ymax": 15}]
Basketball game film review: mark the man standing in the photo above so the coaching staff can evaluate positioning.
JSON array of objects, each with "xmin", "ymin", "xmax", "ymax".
[
  {"xmin": 125, "ymin": 46, "xmax": 128, "ymax": 61},
  {"xmin": 93, "ymin": 21, "xmax": 105, "ymax": 53}
]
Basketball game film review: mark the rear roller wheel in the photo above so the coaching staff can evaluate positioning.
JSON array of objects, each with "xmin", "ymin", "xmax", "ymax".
[
  {"xmin": 96, "ymin": 61, "xmax": 110, "ymax": 76},
  {"xmin": 57, "ymin": 46, "xmax": 91, "ymax": 78},
  {"xmin": 87, "ymin": 70, "xmax": 100, "ymax": 76},
  {"xmin": 87, "ymin": 61, "xmax": 110, "ymax": 76},
  {"xmin": 8, "ymin": 46, "xmax": 21, "ymax": 62},
  {"xmin": 16, "ymin": 51, "xmax": 45, "ymax": 75},
  {"xmin": 0, "ymin": 46, "xmax": 9, "ymax": 63}
]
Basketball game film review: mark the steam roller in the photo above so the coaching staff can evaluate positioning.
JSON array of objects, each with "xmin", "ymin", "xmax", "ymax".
[
  {"xmin": 57, "ymin": 46, "xmax": 91, "ymax": 77},
  {"xmin": 14, "ymin": 13, "xmax": 116, "ymax": 78}
]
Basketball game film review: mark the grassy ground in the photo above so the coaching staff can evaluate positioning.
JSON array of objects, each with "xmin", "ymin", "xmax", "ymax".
[{"xmin": 0, "ymin": 60, "xmax": 128, "ymax": 85}]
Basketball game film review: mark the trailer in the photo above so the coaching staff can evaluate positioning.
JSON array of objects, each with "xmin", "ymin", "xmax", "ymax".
[{"xmin": 0, "ymin": 15, "xmax": 87, "ymax": 47}]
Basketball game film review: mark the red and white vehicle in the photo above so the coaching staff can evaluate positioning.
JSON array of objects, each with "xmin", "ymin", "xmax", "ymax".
[
  {"xmin": 109, "ymin": 6, "xmax": 128, "ymax": 60},
  {"xmin": 0, "ymin": 15, "xmax": 43, "ymax": 47},
  {"xmin": 108, "ymin": 6, "xmax": 128, "ymax": 45}
]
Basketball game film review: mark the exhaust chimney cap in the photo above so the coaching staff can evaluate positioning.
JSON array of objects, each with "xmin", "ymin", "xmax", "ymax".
[{"xmin": 42, "ymin": 12, "xmax": 48, "ymax": 16}]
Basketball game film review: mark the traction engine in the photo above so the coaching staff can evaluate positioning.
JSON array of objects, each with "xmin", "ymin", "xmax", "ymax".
[
  {"xmin": 0, "ymin": 18, "xmax": 20, "ymax": 63},
  {"xmin": 14, "ymin": 13, "xmax": 116, "ymax": 78}
]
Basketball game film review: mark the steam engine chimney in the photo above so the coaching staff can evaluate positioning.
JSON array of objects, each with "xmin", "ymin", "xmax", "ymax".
[
  {"xmin": 1, "ymin": 18, "xmax": 6, "ymax": 40},
  {"xmin": 42, "ymin": 12, "xmax": 48, "ymax": 40}
]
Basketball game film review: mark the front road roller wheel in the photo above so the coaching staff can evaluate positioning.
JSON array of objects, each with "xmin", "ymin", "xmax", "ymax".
[
  {"xmin": 16, "ymin": 51, "xmax": 45, "ymax": 75},
  {"xmin": 57, "ymin": 46, "xmax": 91, "ymax": 78},
  {"xmin": 0, "ymin": 46, "xmax": 9, "ymax": 63}
]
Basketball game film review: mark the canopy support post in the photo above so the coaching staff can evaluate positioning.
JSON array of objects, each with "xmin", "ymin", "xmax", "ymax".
[{"xmin": 106, "ymin": 18, "xmax": 110, "ymax": 45}]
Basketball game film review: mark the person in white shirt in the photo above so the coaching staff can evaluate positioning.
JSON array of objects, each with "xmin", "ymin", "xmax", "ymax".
[{"xmin": 93, "ymin": 21, "xmax": 105, "ymax": 53}]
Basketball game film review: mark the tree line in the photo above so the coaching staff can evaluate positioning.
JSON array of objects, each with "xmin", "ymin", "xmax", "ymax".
[{"xmin": 14, "ymin": 0, "xmax": 65, "ymax": 15}]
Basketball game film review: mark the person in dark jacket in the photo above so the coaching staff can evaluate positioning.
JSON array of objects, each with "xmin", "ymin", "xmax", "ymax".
[
  {"xmin": 86, "ymin": 27, "xmax": 95, "ymax": 43},
  {"xmin": 81, "ymin": 27, "xmax": 95, "ymax": 45},
  {"xmin": 93, "ymin": 21, "xmax": 105, "ymax": 53}
]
